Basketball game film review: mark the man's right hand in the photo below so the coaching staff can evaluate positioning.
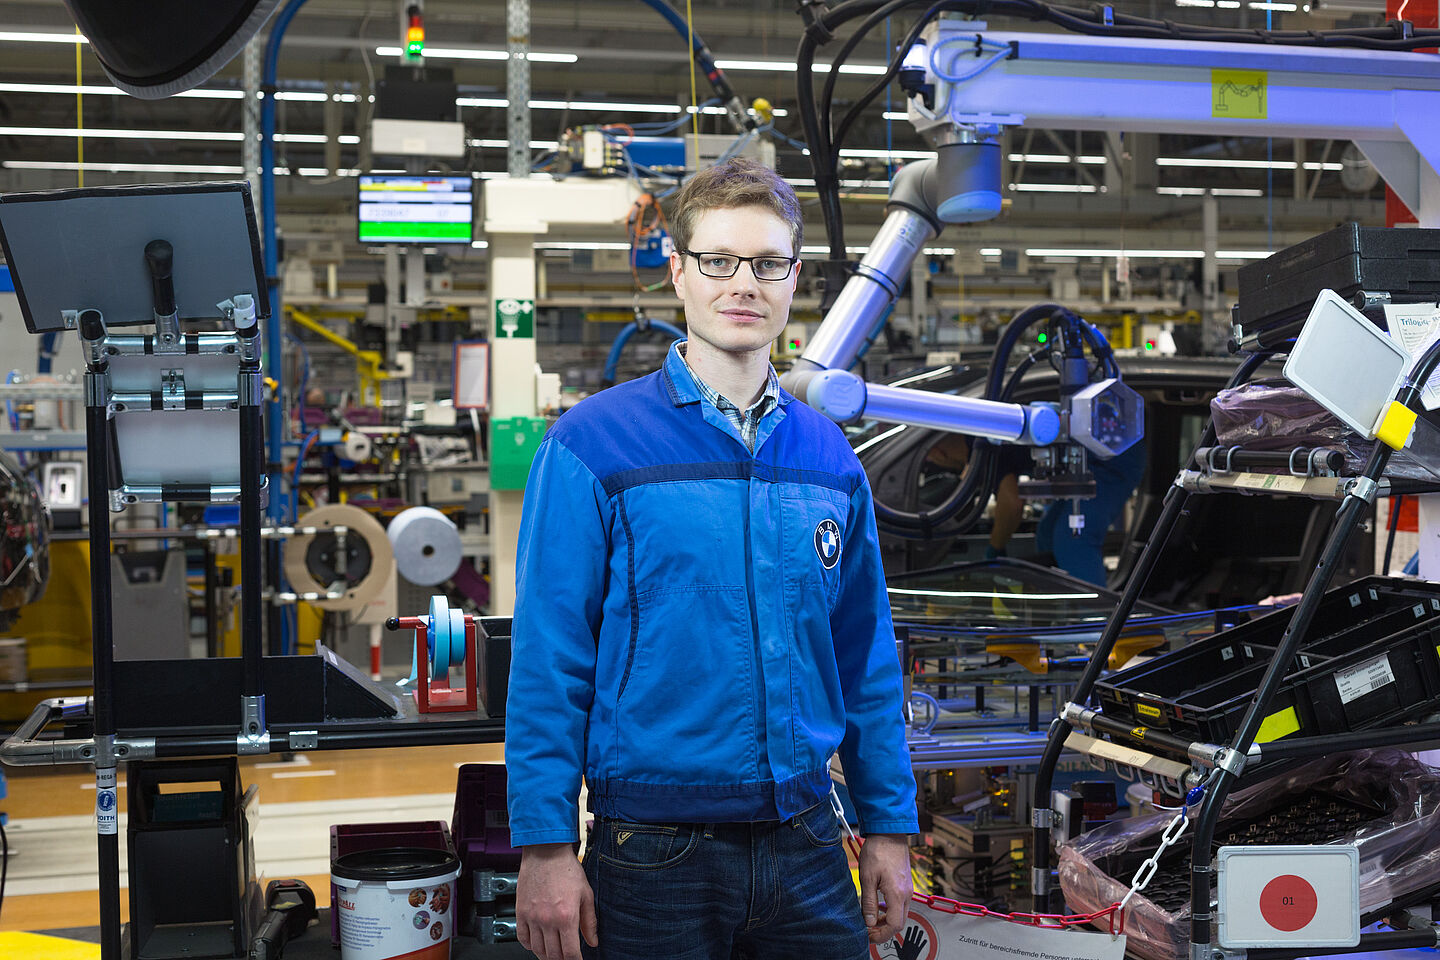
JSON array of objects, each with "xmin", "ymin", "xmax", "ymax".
[{"xmin": 516, "ymin": 842, "xmax": 598, "ymax": 960}]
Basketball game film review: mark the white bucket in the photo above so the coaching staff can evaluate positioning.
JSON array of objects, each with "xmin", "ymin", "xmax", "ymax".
[{"xmin": 332, "ymin": 847, "xmax": 461, "ymax": 960}]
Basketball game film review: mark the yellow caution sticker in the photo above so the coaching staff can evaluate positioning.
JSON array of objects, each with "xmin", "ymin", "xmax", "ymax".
[
  {"xmin": 1256, "ymin": 706, "xmax": 1301, "ymax": 743},
  {"xmin": 1212, "ymin": 69, "xmax": 1267, "ymax": 119},
  {"xmin": 1130, "ymin": 726, "xmax": 1147, "ymax": 741},
  {"xmin": 1376, "ymin": 401, "xmax": 1418, "ymax": 451},
  {"xmin": 1136, "ymin": 702, "xmax": 1162, "ymax": 720}
]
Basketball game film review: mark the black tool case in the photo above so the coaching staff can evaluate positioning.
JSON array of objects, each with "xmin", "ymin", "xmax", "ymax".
[
  {"xmin": 1234, "ymin": 223, "xmax": 1440, "ymax": 339},
  {"xmin": 1095, "ymin": 577, "xmax": 1440, "ymax": 746}
]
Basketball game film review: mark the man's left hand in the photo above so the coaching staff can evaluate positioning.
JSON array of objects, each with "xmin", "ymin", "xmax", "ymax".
[{"xmin": 858, "ymin": 832, "xmax": 912, "ymax": 943}]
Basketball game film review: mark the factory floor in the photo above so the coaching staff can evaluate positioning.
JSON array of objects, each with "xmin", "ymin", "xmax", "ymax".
[{"xmin": 0, "ymin": 742, "xmax": 507, "ymax": 945}]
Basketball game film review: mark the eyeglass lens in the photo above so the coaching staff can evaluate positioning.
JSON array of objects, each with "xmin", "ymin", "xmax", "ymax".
[{"xmin": 691, "ymin": 252, "xmax": 794, "ymax": 281}]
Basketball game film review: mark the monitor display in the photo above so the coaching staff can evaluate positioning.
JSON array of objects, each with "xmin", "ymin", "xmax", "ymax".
[{"xmin": 357, "ymin": 175, "xmax": 473, "ymax": 244}]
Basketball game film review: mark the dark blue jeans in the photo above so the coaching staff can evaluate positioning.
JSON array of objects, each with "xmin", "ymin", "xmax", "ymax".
[{"xmin": 580, "ymin": 801, "xmax": 870, "ymax": 960}]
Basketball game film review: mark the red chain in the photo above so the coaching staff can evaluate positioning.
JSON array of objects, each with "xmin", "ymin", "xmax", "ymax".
[
  {"xmin": 910, "ymin": 893, "xmax": 1126, "ymax": 935},
  {"xmin": 844, "ymin": 834, "xmax": 1126, "ymax": 936}
]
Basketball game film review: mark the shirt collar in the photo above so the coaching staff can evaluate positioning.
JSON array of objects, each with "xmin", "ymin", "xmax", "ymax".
[{"xmin": 662, "ymin": 339, "xmax": 789, "ymax": 411}]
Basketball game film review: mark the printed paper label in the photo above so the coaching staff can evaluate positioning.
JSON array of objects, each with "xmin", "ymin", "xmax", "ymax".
[
  {"xmin": 1384, "ymin": 303, "xmax": 1440, "ymax": 411},
  {"xmin": 1334, "ymin": 653, "xmax": 1395, "ymax": 705},
  {"xmin": 95, "ymin": 768, "xmax": 118, "ymax": 835}
]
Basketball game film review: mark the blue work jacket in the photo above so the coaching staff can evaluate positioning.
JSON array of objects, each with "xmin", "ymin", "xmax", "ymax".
[{"xmin": 505, "ymin": 344, "xmax": 918, "ymax": 847}]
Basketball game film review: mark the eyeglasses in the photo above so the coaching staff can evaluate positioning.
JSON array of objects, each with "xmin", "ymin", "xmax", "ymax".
[{"xmin": 680, "ymin": 249, "xmax": 799, "ymax": 282}]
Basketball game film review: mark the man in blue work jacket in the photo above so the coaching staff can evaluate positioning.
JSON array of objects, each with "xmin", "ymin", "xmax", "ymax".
[{"xmin": 506, "ymin": 157, "xmax": 918, "ymax": 960}]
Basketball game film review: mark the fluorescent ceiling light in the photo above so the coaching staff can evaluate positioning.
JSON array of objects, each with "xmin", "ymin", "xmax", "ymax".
[
  {"xmin": 470, "ymin": 240, "xmax": 491, "ymax": 249},
  {"xmin": 537, "ymin": 98, "xmax": 680, "ymax": 114},
  {"xmin": 1010, "ymin": 153, "xmax": 1107, "ymax": 164},
  {"xmin": 1025, "ymin": 247, "xmax": 1272, "ymax": 259},
  {"xmin": 786, "ymin": 177, "xmax": 890, "ymax": 189},
  {"xmin": 715, "ymin": 59, "xmax": 886, "ymax": 75},
  {"xmin": 3, "ymin": 160, "xmax": 245, "ymax": 174},
  {"xmin": 838, "ymin": 148, "xmax": 932, "ymax": 159},
  {"xmin": 471, "ymin": 138, "xmax": 560, "ymax": 149},
  {"xmin": 800, "ymin": 245, "xmax": 872, "ymax": 255},
  {"xmin": 375, "ymin": 45, "xmax": 576, "ymax": 63},
  {"xmin": 1160, "ymin": 157, "xmax": 1297, "ymax": 170},
  {"xmin": 1029, "ymin": 247, "xmax": 1201, "ymax": 257},
  {"xmin": 0, "ymin": 82, "xmax": 322, "ymax": 101},
  {"xmin": 535, "ymin": 241, "xmax": 632, "ymax": 250},
  {"xmin": 1217, "ymin": 1, "xmax": 1241, "ymax": 7},
  {"xmin": 1249, "ymin": 1, "xmax": 1297, "ymax": 8},
  {"xmin": 456, "ymin": 97, "xmax": 785, "ymax": 117},
  {"xmin": 0, "ymin": 125, "xmax": 244, "ymax": 141},
  {"xmin": 1175, "ymin": 0, "xmax": 1216, "ymax": 6},
  {"xmin": 1010, "ymin": 183, "xmax": 1100, "ymax": 193},
  {"xmin": 0, "ymin": 31, "xmax": 87, "ymax": 43},
  {"xmin": 1156, "ymin": 186, "xmax": 1266, "ymax": 196}
]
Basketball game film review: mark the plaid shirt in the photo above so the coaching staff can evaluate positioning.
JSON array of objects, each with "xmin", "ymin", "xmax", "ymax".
[{"xmin": 679, "ymin": 344, "xmax": 780, "ymax": 452}]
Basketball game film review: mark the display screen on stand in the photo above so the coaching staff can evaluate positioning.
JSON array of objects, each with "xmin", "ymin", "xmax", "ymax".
[{"xmin": 357, "ymin": 175, "xmax": 474, "ymax": 244}]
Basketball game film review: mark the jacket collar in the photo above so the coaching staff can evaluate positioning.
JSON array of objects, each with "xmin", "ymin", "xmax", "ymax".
[{"xmin": 661, "ymin": 339, "xmax": 794, "ymax": 409}]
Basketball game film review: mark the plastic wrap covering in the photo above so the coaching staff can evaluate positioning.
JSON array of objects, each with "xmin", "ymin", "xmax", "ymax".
[
  {"xmin": 1057, "ymin": 750, "xmax": 1440, "ymax": 960},
  {"xmin": 1209, "ymin": 380, "xmax": 1434, "ymax": 480}
]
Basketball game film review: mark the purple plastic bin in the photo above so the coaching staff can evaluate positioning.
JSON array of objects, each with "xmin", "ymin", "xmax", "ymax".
[{"xmin": 452, "ymin": 764, "xmax": 521, "ymax": 935}]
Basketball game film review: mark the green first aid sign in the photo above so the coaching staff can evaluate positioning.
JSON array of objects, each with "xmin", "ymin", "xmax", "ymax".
[{"xmin": 495, "ymin": 297, "xmax": 535, "ymax": 338}]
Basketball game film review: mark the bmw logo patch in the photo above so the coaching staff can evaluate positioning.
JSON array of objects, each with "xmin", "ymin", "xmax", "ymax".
[{"xmin": 814, "ymin": 518, "xmax": 842, "ymax": 570}]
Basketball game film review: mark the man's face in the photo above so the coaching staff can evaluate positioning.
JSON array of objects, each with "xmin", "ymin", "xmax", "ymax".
[{"xmin": 670, "ymin": 205, "xmax": 800, "ymax": 362}]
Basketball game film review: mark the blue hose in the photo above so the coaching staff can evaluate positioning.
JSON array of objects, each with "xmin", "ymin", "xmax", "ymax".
[
  {"xmin": 262, "ymin": 0, "xmax": 310, "ymax": 525},
  {"xmin": 636, "ymin": 0, "xmax": 713, "ymax": 66},
  {"xmin": 603, "ymin": 319, "xmax": 686, "ymax": 384}
]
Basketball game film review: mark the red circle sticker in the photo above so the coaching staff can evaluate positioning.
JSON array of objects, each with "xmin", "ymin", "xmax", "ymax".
[
  {"xmin": 1259, "ymin": 874, "xmax": 1318, "ymax": 932},
  {"xmin": 870, "ymin": 910, "xmax": 939, "ymax": 960}
]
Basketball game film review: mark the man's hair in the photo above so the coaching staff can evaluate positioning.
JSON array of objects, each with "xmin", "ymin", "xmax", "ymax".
[{"xmin": 668, "ymin": 157, "xmax": 803, "ymax": 257}]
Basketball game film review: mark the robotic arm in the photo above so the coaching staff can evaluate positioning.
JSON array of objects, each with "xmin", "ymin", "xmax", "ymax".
[
  {"xmin": 780, "ymin": 153, "xmax": 1063, "ymax": 448},
  {"xmin": 778, "ymin": 145, "xmax": 1143, "ymax": 536}
]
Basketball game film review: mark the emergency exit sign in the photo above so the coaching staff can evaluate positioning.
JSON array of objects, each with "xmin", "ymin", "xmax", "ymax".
[{"xmin": 1217, "ymin": 845, "xmax": 1359, "ymax": 948}]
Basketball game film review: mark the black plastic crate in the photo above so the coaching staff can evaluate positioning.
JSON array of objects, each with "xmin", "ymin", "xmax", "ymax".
[
  {"xmin": 1096, "ymin": 579, "xmax": 1440, "ymax": 744},
  {"xmin": 1235, "ymin": 224, "xmax": 1440, "ymax": 336},
  {"xmin": 1291, "ymin": 613, "xmax": 1440, "ymax": 737}
]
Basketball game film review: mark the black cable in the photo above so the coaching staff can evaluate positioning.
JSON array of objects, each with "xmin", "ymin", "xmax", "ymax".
[
  {"xmin": 830, "ymin": 3, "xmax": 954, "ymax": 195},
  {"xmin": 1383, "ymin": 493, "xmax": 1403, "ymax": 573},
  {"xmin": 872, "ymin": 303, "xmax": 1060, "ymax": 536},
  {"xmin": 1, "ymin": 816, "xmax": 7, "ymax": 918},
  {"xmin": 819, "ymin": 0, "xmax": 918, "ymax": 160}
]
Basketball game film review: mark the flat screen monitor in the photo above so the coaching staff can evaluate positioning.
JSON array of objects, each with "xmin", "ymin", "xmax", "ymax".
[{"xmin": 357, "ymin": 174, "xmax": 474, "ymax": 244}]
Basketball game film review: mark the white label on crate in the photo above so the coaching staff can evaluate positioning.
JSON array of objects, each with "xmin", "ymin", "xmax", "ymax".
[
  {"xmin": 1222, "ymin": 647, "xmax": 1235, "ymax": 661},
  {"xmin": 871, "ymin": 908, "xmax": 1127, "ymax": 960},
  {"xmin": 95, "ymin": 768, "xmax": 118, "ymax": 836},
  {"xmin": 1333, "ymin": 654, "xmax": 1395, "ymax": 704}
]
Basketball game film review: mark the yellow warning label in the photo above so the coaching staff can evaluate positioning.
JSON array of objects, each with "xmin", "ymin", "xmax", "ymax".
[
  {"xmin": 1212, "ymin": 69, "xmax": 1267, "ymax": 119},
  {"xmin": 1130, "ymin": 726, "xmax": 1147, "ymax": 741},
  {"xmin": 1256, "ymin": 706, "xmax": 1300, "ymax": 743},
  {"xmin": 1136, "ymin": 702, "xmax": 1162, "ymax": 720}
]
